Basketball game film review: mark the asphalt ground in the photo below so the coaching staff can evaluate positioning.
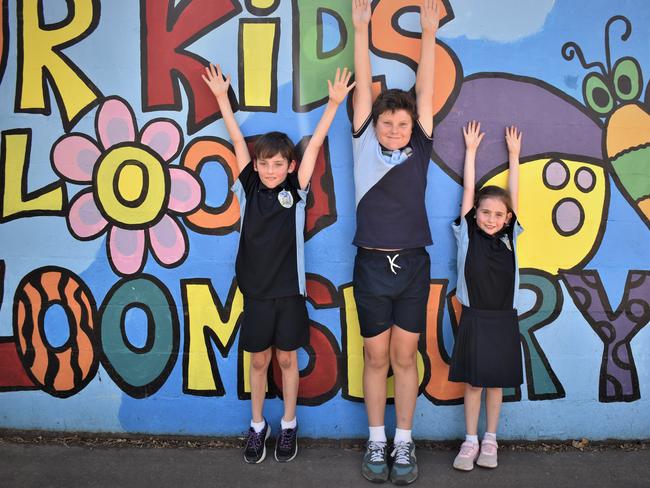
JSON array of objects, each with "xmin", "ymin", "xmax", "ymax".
[{"xmin": 1, "ymin": 434, "xmax": 648, "ymax": 488}]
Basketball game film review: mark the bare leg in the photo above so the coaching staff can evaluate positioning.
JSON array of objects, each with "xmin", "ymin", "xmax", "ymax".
[
  {"xmin": 276, "ymin": 349, "xmax": 299, "ymax": 422},
  {"xmin": 363, "ymin": 329, "xmax": 391, "ymax": 427},
  {"xmin": 250, "ymin": 348, "xmax": 273, "ymax": 423},
  {"xmin": 464, "ymin": 384, "xmax": 483, "ymax": 436},
  {"xmin": 389, "ymin": 326, "xmax": 420, "ymax": 429},
  {"xmin": 485, "ymin": 387, "xmax": 503, "ymax": 434}
]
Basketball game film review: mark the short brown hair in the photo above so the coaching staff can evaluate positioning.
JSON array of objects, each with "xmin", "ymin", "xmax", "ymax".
[
  {"xmin": 475, "ymin": 185, "xmax": 513, "ymax": 213},
  {"xmin": 253, "ymin": 131, "xmax": 295, "ymax": 162},
  {"xmin": 371, "ymin": 89, "xmax": 418, "ymax": 125}
]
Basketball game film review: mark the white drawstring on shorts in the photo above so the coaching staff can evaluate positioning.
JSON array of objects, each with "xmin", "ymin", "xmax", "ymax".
[{"xmin": 387, "ymin": 254, "xmax": 401, "ymax": 275}]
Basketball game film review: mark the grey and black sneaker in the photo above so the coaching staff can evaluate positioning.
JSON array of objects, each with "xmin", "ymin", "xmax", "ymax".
[
  {"xmin": 243, "ymin": 420, "xmax": 270, "ymax": 464},
  {"xmin": 275, "ymin": 424, "xmax": 298, "ymax": 462},
  {"xmin": 361, "ymin": 440, "xmax": 389, "ymax": 483},
  {"xmin": 389, "ymin": 441, "xmax": 418, "ymax": 485}
]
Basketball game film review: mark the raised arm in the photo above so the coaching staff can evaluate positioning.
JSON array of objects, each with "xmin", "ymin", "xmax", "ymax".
[
  {"xmin": 461, "ymin": 121, "xmax": 484, "ymax": 217},
  {"xmin": 352, "ymin": 0, "xmax": 372, "ymax": 132},
  {"xmin": 202, "ymin": 63, "xmax": 250, "ymax": 171},
  {"xmin": 415, "ymin": 0, "xmax": 439, "ymax": 137},
  {"xmin": 298, "ymin": 68, "xmax": 356, "ymax": 190},
  {"xmin": 505, "ymin": 126, "xmax": 522, "ymax": 214}
]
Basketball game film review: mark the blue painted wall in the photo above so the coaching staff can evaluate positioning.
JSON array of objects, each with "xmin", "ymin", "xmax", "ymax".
[{"xmin": 0, "ymin": 0, "xmax": 649, "ymax": 440}]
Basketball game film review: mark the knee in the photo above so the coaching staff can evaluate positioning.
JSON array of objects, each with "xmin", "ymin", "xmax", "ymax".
[
  {"xmin": 390, "ymin": 349, "xmax": 417, "ymax": 371},
  {"xmin": 276, "ymin": 350, "xmax": 296, "ymax": 370},
  {"xmin": 251, "ymin": 351, "xmax": 271, "ymax": 372},
  {"xmin": 364, "ymin": 349, "xmax": 390, "ymax": 370},
  {"xmin": 466, "ymin": 385, "xmax": 483, "ymax": 395}
]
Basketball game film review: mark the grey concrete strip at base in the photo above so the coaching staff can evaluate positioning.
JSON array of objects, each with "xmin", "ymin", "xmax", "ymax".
[{"xmin": 1, "ymin": 444, "xmax": 650, "ymax": 488}]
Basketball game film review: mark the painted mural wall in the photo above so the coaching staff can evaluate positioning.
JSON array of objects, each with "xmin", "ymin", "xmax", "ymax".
[{"xmin": 0, "ymin": 0, "xmax": 649, "ymax": 440}]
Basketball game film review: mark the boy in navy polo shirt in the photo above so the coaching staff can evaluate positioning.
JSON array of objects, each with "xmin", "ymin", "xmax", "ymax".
[
  {"xmin": 352, "ymin": 0, "xmax": 439, "ymax": 484},
  {"xmin": 203, "ymin": 64, "xmax": 355, "ymax": 464}
]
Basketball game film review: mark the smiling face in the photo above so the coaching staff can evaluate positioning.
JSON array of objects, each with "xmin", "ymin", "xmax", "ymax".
[
  {"xmin": 375, "ymin": 109, "xmax": 414, "ymax": 150},
  {"xmin": 476, "ymin": 196, "xmax": 512, "ymax": 235},
  {"xmin": 253, "ymin": 152, "xmax": 295, "ymax": 189}
]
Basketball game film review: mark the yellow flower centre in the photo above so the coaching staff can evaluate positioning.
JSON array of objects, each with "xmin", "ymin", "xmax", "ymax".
[
  {"xmin": 117, "ymin": 163, "xmax": 145, "ymax": 203},
  {"xmin": 94, "ymin": 145, "xmax": 167, "ymax": 227}
]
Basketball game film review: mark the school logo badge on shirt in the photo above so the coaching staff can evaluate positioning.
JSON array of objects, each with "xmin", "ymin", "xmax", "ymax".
[{"xmin": 278, "ymin": 189, "xmax": 294, "ymax": 208}]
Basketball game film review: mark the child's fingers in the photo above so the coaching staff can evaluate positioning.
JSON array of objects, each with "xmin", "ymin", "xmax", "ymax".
[
  {"xmin": 343, "ymin": 68, "xmax": 352, "ymax": 85},
  {"xmin": 328, "ymin": 79, "xmax": 333, "ymax": 92},
  {"xmin": 347, "ymin": 80, "xmax": 357, "ymax": 91}
]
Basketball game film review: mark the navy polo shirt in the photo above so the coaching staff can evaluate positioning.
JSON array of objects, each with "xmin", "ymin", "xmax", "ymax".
[
  {"xmin": 232, "ymin": 163, "xmax": 308, "ymax": 299},
  {"xmin": 352, "ymin": 116, "xmax": 434, "ymax": 249},
  {"xmin": 452, "ymin": 208, "xmax": 524, "ymax": 310}
]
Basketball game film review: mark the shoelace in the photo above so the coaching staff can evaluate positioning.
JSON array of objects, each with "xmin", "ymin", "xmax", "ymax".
[
  {"xmin": 246, "ymin": 429, "xmax": 264, "ymax": 452},
  {"xmin": 368, "ymin": 441, "xmax": 387, "ymax": 462},
  {"xmin": 391, "ymin": 442, "xmax": 411, "ymax": 464},
  {"xmin": 278, "ymin": 428, "xmax": 296, "ymax": 450}
]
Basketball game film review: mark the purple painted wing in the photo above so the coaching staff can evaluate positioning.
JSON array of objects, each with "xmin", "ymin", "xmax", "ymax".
[{"xmin": 433, "ymin": 74, "xmax": 604, "ymax": 183}]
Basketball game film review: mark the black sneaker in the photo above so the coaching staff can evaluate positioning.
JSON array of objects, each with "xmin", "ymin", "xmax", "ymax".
[
  {"xmin": 243, "ymin": 420, "xmax": 270, "ymax": 464},
  {"xmin": 389, "ymin": 441, "xmax": 418, "ymax": 485},
  {"xmin": 361, "ymin": 440, "xmax": 389, "ymax": 483},
  {"xmin": 274, "ymin": 424, "xmax": 298, "ymax": 462}
]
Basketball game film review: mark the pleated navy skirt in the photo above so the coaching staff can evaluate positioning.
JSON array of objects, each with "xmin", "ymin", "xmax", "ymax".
[{"xmin": 448, "ymin": 306, "xmax": 523, "ymax": 388}]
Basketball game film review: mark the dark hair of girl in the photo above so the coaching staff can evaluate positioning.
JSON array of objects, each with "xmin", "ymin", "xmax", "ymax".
[{"xmin": 475, "ymin": 185, "xmax": 513, "ymax": 213}]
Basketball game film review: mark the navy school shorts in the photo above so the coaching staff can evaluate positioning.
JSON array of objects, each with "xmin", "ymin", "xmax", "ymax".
[
  {"xmin": 353, "ymin": 247, "xmax": 430, "ymax": 338},
  {"xmin": 239, "ymin": 295, "xmax": 310, "ymax": 353}
]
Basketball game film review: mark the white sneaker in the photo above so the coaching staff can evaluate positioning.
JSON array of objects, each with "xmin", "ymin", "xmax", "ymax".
[
  {"xmin": 477, "ymin": 438, "xmax": 498, "ymax": 468},
  {"xmin": 453, "ymin": 441, "xmax": 479, "ymax": 471}
]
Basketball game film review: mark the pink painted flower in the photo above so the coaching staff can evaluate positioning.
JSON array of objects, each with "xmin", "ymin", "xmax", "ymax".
[{"xmin": 52, "ymin": 97, "xmax": 202, "ymax": 275}]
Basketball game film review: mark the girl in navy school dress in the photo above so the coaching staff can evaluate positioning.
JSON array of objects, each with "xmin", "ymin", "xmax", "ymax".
[{"xmin": 449, "ymin": 121, "xmax": 523, "ymax": 471}]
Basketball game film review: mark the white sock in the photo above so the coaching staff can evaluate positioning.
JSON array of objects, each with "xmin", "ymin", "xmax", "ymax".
[
  {"xmin": 394, "ymin": 428, "xmax": 412, "ymax": 444},
  {"xmin": 251, "ymin": 419, "xmax": 266, "ymax": 433},
  {"xmin": 484, "ymin": 432, "xmax": 497, "ymax": 442},
  {"xmin": 465, "ymin": 434, "xmax": 479, "ymax": 444},
  {"xmin": 281, "ymin": 417, "xmax": 297, "ymax": 430},
  {"xmin": 369, "ymin": 425, "xmax": 387, "ymax": 443}
]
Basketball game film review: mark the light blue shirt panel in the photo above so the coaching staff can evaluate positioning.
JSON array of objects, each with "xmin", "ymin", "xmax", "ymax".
[
  {"xmin": 231, "ymin": 179, "xmax": 246, "ymax": 247},
  {"xmin": 295, "ymin": 186, "xmax": 309, "ymax": 296},
  {"xmin": 352, "ymin": 121, "xmax": 399, "ymax": 208}
]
